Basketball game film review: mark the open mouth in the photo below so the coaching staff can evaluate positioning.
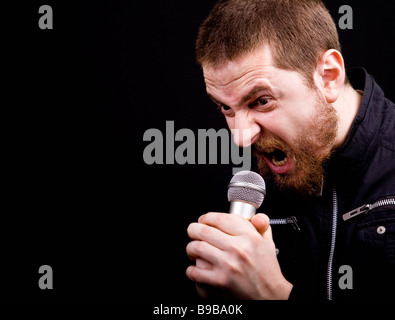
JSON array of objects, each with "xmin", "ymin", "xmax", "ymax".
[
  {"xmin": 263, "ymin": 147, "xmax": 288, "ymax": 166},
  {"xmin": 259, "ymin": 146, "xmax": 294, "ymax": 175}
]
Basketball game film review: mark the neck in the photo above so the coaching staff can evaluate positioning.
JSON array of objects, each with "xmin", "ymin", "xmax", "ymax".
[{"xmin": 332, "ymin": 84, "xmax": 362, "ymax": 148}]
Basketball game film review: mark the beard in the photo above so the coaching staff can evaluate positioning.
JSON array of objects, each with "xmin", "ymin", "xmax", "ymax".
[{"xmin": 253, "ymin": 91, "xmax": 338, "ymax": 196}]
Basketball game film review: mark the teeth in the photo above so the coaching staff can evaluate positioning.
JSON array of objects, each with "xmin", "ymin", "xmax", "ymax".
[
  {"xmin": 264, "ymin": 147, "xmax": 276, "ymax": 153},
  {"xmin": 261, "ymin": 147, "xmax": 288, "ymax": 166},
  {"xmin": 272, "ymin": 157, "xmax": 288, "ymax": 166}
]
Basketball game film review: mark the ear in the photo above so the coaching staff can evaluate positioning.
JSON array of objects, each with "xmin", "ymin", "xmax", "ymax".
[{"xmin": 315, "ymin": 49, "xmax": 345, "ymax": 103}]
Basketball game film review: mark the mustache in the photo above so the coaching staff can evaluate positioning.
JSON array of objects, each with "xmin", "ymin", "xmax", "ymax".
[{"xmin": 252, "ymin": 134, "xmax": 294, "ymax": 157}]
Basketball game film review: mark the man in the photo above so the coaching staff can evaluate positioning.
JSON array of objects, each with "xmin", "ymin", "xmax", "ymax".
[{"xmin": 186, "ymin": 0, "xmax": 395, "ymax": 300}]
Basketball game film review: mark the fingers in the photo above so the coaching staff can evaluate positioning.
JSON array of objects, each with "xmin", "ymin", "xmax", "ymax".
[
  {"xmin": 196, "ymin": 258, "xmax": 213, "ymax": 270},
  {"xmin": 250, "ymin": 213, "xmax": 270, "ymax": 236},
  {"xmin": 197, "ymin": 212, "xmax": 256, "ymax": 236},
  {"xmin": 187, "ymin": 221, "xmax": 232, "ymax": 250},
  {"xmin": 186, "ymin": 240, "xmax": 225, "ymax": 265},
  {"xmin": 186, "ymin": 265, "xmax": 220, "ymax": 286}
]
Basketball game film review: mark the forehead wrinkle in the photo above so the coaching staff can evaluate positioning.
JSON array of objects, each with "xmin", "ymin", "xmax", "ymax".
[
  {"xmin": 205, "ymin": 62, "xmax": 272, "ymax": 88},
  {"xmin": 206, "ymin": 69, "xmax": 276, "ymax": 108},
  {"xmin": 203, "ymin": 46, "xmax": 278, "ymax": 106}
]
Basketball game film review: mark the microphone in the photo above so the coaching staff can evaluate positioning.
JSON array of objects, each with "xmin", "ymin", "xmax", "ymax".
[
  {"xmin": 227, "ymin": 170, "xmax": 266, "ymax": 220},
  {"xmin": 194, "ymin": 170, "xmax": 266, "ymax": 298}
]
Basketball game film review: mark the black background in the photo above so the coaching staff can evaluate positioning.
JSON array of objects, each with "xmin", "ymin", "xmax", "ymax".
[{"xmin": 3, "ymin": 0, "xmax": 395, "ymax": 300}]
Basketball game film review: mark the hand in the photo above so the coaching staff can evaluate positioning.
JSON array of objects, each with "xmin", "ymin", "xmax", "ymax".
[{"xmin": 186, "ymin": 212, "xmax": 293, "ymax": 300}]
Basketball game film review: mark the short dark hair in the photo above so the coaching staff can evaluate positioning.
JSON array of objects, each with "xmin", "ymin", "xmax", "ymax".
[{"xmin": 196, "ymin": 0, "xmax": 343, "ymax": 84}]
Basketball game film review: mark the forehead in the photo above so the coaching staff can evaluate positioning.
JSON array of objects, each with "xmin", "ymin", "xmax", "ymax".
[
  {"xmin": 202, "ymin": 46, "xmax": 285, "ymax": 104},
  {"xmin": 202, "ymin": 45, "xmax": 309, "ymax": 105},
  {"xmin": 203, "ymin": 45, "xmax": 275, "ymax": 89}
]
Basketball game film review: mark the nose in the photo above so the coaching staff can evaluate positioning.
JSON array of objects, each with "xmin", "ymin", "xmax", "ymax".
[{"xmin": 229, "ymin": 111, "xmax": 261, "ymax": 147}]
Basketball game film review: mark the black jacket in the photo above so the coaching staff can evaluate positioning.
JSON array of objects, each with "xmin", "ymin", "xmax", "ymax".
[{"xmin": 262, "ymin": 68, "xmax": 395, "ymax": 300}]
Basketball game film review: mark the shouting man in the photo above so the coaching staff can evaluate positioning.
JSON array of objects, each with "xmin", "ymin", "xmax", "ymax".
[{"xmin": 186, "ymin": 0, "xmax": 395, "ymax": 300}]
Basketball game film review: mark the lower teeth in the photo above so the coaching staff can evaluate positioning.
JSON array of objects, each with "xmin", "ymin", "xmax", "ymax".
[{"xmin": 272, "ymin": 157, "xmax": 288, "ymax": 166}]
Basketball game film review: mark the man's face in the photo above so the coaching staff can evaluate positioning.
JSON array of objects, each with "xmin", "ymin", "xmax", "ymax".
[{"xmin": 203, "ymin": 45, "xmax": 338, "ymax": 195}]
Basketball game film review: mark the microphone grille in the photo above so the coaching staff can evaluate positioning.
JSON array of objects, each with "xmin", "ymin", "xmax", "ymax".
[{"xmin": 227, "ymin": 171, "xmax": 266, "ymax": 208}]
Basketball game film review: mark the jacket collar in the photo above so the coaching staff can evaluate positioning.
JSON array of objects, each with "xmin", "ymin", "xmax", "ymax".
[{"xmin": 328, "ymin": 68, "xmax": 386, "ymax": 180}]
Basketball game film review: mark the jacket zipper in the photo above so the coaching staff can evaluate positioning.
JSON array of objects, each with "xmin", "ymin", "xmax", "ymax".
[
  {"xmin": 342, "ymin": 197, "xmax": 395, "ymax": 221},
  {"xmin": 269, "ymin": 216, "xmax": 300, "ymax": 231},
  {"xmin": 327, "ymin": 188, "xmax": 338, "ymax": 301},
  {"xmin": 327, "ymin": 194, "xmax": 395, "ymax": 300}
]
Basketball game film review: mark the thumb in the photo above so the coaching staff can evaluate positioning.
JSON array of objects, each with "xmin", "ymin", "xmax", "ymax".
[{"xmin": 250, "ymin": 213, "xmax": 270, "ymax": 236}]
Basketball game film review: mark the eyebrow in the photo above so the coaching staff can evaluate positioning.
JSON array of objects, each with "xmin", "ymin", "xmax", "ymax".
[
  {"xmin": 240, "ymin": 86, "xmax": 271, "ymax": 106},
  {"xmin": 207, "ymin": 85, "xmax": 271, "ymax": 108}
]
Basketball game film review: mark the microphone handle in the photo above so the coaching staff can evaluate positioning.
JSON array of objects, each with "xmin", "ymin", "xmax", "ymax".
[{"xmin": 229, "ymin": 201, "xmax": 257, "ymax": 220}]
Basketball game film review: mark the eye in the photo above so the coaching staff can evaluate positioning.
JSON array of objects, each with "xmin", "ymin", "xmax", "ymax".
[
  {"xmin": 217, "ymin": 104, "xmax": 234, "ymax": 116},
  {"xmin": 257, "ymin": 97, "xmax": 270, "ymax": 106},
  {"xmin": 220, "ymin": 104, "xmax": 231, "ymax": 111},
  {"xmin": 249, "ymin": 96, "xmax": 272, "ymax": 110}
]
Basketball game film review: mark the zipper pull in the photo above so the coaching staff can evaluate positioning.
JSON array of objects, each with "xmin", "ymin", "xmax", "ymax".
[
  {"xmin": 286, "ymin": 216, "xmax": 300, "ymax": 231},
  {"xmin": 342, "ymin": 204, "xmax": 371, "ymax": 221},
  {"xmin": 269, "ymin": 216, "xmax": 300, "ymax": 230}
]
